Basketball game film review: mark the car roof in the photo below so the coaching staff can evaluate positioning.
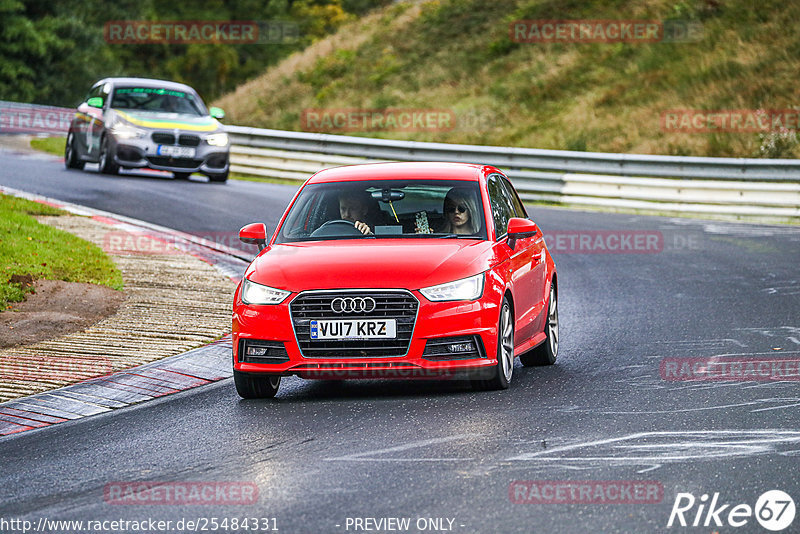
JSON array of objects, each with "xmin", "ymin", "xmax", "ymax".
[
  {"xmin": 307, "ymin": 162, "xmax": 496, "ymax": 184},
  {"xmin": 93, "ymin": 77, "xmax": 198, "ymax": 94}
]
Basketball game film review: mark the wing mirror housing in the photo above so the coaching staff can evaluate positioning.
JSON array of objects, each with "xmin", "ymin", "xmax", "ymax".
[
  {"xmin": 87, "ymin": 97, "xmax": 104, "ymax": 108},
  {"xmin": 507, "ymin": 218, "xmax": 539, "ymax": 249},
  {"xmin": 209, "ymin": 106, "xmax": 225, "ymax": 120},
  {"xmin": 239, "ymin": 223, "xmax": 267, "ymax": 251}
]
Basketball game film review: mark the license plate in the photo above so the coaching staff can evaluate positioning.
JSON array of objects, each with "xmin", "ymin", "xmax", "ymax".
[
  {"xmin": 157, "ymin": 145, "xmax": 196, "ymax": 158},
  {"xmin": 310, "ymin": 319, "xmax": 396, "ymax": 340}
]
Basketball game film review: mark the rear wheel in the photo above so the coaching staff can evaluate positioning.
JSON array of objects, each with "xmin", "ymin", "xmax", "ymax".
[
  {"xmin": 234, "ymin": 370, "xmax": 281, "ymax": 399},
  {"xmin": 64, "ymin": 132, "xmax": 84, "ymax": 170},
  {"xmin": 520, "ymin": 285, "xmax": 558, "ymax": 367},
  {"xmin": 173, "ymin": 172, "xmax": 192, "ymax": 180},
  {"xmin": 98, "ymin": 135, "xmax": 119, "ymax": 175},
  {"xmin": 472, "ymin": 296, "xmax": 513, "ymax": 391}
]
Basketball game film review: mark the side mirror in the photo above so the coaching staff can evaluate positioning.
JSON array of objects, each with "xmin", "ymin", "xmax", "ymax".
[
  {"xmin": 87, "ymin": 97, "xmax": 104, "ymax": 109},
  {"xmin": 209, "ymin": 107, "xmax": 225, "ymax": 120},
  {"xmin": 239, "ymin": 222, "xmax": 267, "ymax": 251},
  {"xmin": 507, "ymin": 218, "xmax": 539, "ymax": 249}
]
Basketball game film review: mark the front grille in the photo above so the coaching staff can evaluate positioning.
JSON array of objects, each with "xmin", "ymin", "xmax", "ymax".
[
  {"xmin": 152, "ymin": 133, "xmax": 175, "ymax": 145},
  {"xmin": 238, "ymin": 339, "xmax": 290, "ymax": 364},
  {"xmin": 178, "ymin": 134, "xmax": 200, "ymax": 146},
  {"xmin": 147, "ymin": 156, "xmax": 202, "ymax": 168},
  {"xmin": 290, "ymin": 290, "xmax": 418, "ymax": 358},
  {"xmin": 422, "ymin": 335, "xmax": 486, "ymax": 361}
]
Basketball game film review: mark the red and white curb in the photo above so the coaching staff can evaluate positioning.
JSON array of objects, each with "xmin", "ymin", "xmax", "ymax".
[
  {"xmin": 0, "ymin": 337, "xmax": 233, "ymax": 436},
  {"xmin": 0, "ymin": 186, "xmax": 251, "ymax": 438}
]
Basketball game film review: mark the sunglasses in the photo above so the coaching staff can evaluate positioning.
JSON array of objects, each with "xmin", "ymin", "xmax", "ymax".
[{"xmin": 445, "ymin": 204, "xmax": 468, "ymax": 214}]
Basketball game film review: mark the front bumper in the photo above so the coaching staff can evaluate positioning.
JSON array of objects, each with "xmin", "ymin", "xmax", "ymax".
[
  {"xmin": 233, "ymin": 288, "xmax": 502, "ymax": 380},
  {"xmin": 110, "ymin": 133, "xmax": 229, "ymax": 175}
]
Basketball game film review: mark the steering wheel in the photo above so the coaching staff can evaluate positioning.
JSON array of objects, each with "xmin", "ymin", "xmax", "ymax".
[{"xmin": 310, "ymin": 219, "xmax": 363, "ymax": 237}]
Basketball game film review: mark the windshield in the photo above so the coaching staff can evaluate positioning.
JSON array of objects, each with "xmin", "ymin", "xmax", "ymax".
[
  {"xmin": 276, "ymin": 179, "xmax": 487, "ymax": 243},
  {"xmin": 110, "ymin": 86, "xmax": 206, "ymax": 116}
]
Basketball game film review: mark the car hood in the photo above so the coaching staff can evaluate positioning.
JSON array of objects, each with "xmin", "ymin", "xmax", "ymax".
[
  {"xmin": 245, "ymin": 239, "xmax": 496, "ymax": 292},
  {"xmin": 111, "ymin": 109, "xmax": 221, "ymax": 132}
]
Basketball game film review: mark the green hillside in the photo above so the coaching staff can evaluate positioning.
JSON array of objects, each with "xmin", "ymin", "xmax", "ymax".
[{"xmin": 214, "ymin": 0, "xmax": 800, "ymax": 158}]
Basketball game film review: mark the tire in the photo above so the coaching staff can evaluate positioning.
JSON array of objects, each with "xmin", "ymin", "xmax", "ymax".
[
  {"xmin": 234, "ymin": 370, "xmax": 281, "ymax": 399},
  {"xmin": 64, "ymin": 132, "xmax": 85, "ymax": 170},
  {"xmin": 98, "ymin": 135, "xmax": 119, "ymax": 175},
  {"xmin": 208, "ymin": 169, "xmax": 228, "ymax": 183},
  {"xmin": 520, "ymin": 284, "xmax": 558, "ymax": 367},
  {"xmin": 472, "ymin": 296, "xmax": 514, "ymax": 391},
  {"xmin": 173, "ymin": 172, "xmax": 192, "ymax": 180}
]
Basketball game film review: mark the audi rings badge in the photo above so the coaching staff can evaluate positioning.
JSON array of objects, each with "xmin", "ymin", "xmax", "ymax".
[{"xmin": 331, "ymin": 297, "xmax": 377, "ymax": 314}]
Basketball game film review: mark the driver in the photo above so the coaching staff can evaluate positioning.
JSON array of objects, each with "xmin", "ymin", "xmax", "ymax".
[{"xmin": 338, "ymin": 191, "xmax": 378, "ymax": 235}]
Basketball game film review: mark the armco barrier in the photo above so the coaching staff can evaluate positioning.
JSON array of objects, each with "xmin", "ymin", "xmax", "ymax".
[
  {"xmin": 226, "ymin": 125, "xmax": 800, "ymax": 220},
  {"xmin": 2, "ymin": 98, "xmax": 797, "ymax": 221}
]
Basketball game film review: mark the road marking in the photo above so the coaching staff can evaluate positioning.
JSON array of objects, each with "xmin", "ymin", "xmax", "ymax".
[
  {"xmin": 325, "ymin": 435, "xmax": 471, "ymax": 462},
  {"xmin": 507, "ymin": 430, "xmax": 800, "ymax": 464},
  {"xmin": 571, "ymin": 398, "xmax": 800, "ymax": 415}
]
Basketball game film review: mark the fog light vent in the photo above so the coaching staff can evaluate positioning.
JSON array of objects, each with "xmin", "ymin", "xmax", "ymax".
[
  {"xmin": 422, "ymin": 335, "xmax": 485, "ymax": 361},
  {"xmin": 239, "ymin": 339, "xmax": 290, "ymax": 364}
]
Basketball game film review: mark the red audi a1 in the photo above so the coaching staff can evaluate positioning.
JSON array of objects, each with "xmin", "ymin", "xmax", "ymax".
[{"xmin": 232, "ymin": 162, "xmax": 558, "ymax": 398}]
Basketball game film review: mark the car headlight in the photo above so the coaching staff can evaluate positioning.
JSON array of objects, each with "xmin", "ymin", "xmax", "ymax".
[
  {"xmin": 110, "ymin": 122, "xmax": 146, "ymax": 140},
  {"xmin": 241, "ymin": 279, "xmax": 290, "ymax": 305},
  {"xmin": 206, "ymin": 133, "xmax": 229, "ymax": 146},
  {"xmin": 420, "ymin": 273, "xmax": 485, "ymax": 302}
]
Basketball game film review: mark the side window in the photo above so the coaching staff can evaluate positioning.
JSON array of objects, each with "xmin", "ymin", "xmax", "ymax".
[
  {"xmin": 500, "ymin": 176, "xmax": 528, "ymax": 218},
  {"xmin": 487, "ymin": 175, "xmax": 515, "ymax": 239}
]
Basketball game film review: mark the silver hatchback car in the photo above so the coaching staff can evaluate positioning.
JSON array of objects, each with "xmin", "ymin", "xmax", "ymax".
[{"xmin": 65, "ymin": 77, "xmax": 230, "ymax": 182}]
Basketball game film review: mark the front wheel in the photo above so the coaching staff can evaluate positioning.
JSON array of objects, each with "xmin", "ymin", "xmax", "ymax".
[
  {"xmin": 520, "ymin": 284, "xmax": 558, "ymax": 367},
  {"xmin": 98, "ymin": 135, "xmax": 119, "ymax": 175},
  {"xmin": 472, "ymin": 296, "xmax": 513, "ymax": 391},
  {"xmin": 234, "ymin": 370, "xmax": 281, "ymax": 399},
  {"xmin": 64, "ymin": 132, "xmax": 84, "ymax": 170}
]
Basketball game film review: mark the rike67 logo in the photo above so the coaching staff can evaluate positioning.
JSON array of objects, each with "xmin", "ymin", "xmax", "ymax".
[{"xmin": 668, "ymin": 490, "xmax": 795, "ymax": 531}]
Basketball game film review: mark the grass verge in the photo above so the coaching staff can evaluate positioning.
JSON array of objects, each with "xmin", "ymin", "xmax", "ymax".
[
  {"xmin": 214, "ymin": 0, "xmax": 800, "ymax": 159},
  {"xmin": 30, "ymin": 136, "xmax": 65, "ymax": 157},
  {"xmin": 0, "ymin": 194, "xmax": 123, "ymax": 309}
]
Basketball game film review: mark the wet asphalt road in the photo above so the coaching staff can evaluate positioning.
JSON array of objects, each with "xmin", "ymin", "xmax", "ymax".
[{"xmin": 1, "ymin": 148, "xmax": 799, "ymax": 534}]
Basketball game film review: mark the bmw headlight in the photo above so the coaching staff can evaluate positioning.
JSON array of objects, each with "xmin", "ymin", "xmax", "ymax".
[
  {"xmin": 206, "ymin": 133, "xmax": 229, "ymax": 146},
  {"xmin": 110, "ymin": 122, "xmax": 146, "ymax": 140},
  {"xmin": 420, "ymin": 273, "xmax": 484, "ymax": 302},
  {"xmin": 241, "ymin": 279, "xmax": 290, "ymax": 305}
]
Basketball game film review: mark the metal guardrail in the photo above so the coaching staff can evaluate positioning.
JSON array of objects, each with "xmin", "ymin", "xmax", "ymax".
[
  {"xmin": 2, "ymin": 99, "xmax": 797, "ymax": 219},
  {"xmin": 226, "ymin": 125, "xmax": 800, "ymax": 220}
]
